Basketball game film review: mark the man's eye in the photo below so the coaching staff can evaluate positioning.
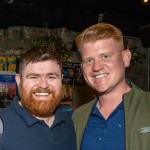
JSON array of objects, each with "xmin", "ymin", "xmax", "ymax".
[
  {"xmin": 28, "ymin": 76, "xmax": 38, "ymax": 79},
  {"xmin": 48, "ymin": 76, "xmax": 58, "ymax": 80},
  {"xmin": 102, "ymin": 54, "xmax": 110, "ymax": 60},
  {"xmin": 83, "ymin": 59, "xmax": 94, "ymax": 65}
]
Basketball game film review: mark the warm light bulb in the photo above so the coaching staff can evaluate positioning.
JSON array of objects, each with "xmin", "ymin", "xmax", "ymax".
[{"xmin": 144, "ymin": 0, "xmax": 148, "ymax": 2}]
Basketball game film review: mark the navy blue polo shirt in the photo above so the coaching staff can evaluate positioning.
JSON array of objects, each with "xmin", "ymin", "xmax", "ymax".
[
  {"xmin": 0, "ymin": 99, "xmax": 77, "ymax": 150},
  {"xmin": 81, "ymin": 99, "xmax": 125, "ymax": 150}
]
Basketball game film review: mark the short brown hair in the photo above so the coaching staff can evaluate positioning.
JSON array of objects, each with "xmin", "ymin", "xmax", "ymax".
[{"xmin": 18, "ymin": 47, "xmax": 62, "ymax": 75}]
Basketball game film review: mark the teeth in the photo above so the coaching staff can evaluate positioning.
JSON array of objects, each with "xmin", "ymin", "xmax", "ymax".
[
  {"xmin": 95, "ymin": 74, "xmax": 107, "ymax": 79},
  {"xmin": 34, "ymin": 93, "xmax": 49, "ymax": 96}
]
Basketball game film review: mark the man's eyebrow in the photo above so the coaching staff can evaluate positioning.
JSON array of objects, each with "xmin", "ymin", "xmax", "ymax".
[
  {"xmin": 26, "ymin": 73, "xmax": 39, "ymax": 78},
  {"xmin": 47, "ymin": 73, "xmax": 60, "ymax": 77},
  {"xmin": 26, "ymin": 73, "xmax": 60, "ymax": 77}
]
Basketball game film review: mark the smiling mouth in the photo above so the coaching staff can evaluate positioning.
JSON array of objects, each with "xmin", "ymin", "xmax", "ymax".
[
  {"xmin": 34, "ymin": 93, "xmax": 49, "ymax": 96},
  {"xmin": 95, "ymin": 73, "xmax": 108, "ymax": 79}
]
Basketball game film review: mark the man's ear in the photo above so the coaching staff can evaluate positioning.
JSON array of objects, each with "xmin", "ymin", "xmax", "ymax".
[
  {"xmin": 81, "ymin": 62, "xmax": 83, "ymax": 69},
  {"xmin": 62, "ymin": 74, "xmax": 64, "ymax": 79},
  {"xmin": 15, "ymin": 74, "xmax": 21, "ymax": 87},
  {"xmin": 122, "ymin": 49, "xmax": 132, "ymax": 67}
]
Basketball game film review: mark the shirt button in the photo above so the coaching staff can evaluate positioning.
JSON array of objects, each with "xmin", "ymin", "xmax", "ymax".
[{"xmin": 118, "ymin": 124, "xmax": 122, "ymax": 128}]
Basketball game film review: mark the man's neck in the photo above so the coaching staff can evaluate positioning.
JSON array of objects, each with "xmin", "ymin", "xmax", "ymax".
[
  {"xmin": 96, "ymin": 98, "xmax": 122, "ymax": 119},
  {"xmin": 97, "ymin": 83, "xmax": 131, "ymax": 119},
  {"xmin": 36, "ymin": 115, "xmax": 55, "ymax": 128}
]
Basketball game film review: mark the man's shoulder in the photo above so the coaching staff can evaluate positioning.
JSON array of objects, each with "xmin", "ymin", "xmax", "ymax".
[
  {"xmin": 56, "ymin": 108, "xmax": 73, "ymax": 123},
  {"xmin": 0, "ymin": 107, "xmax": 12, "ymax": 138},
  {"xmin": 0, "ymin": 106, "xmax": 11, "ymax": 115},
  {"xmin": 0, "ymin": 105, "xmax": 16, "ymax": 121},
  {"xmin": 75, "ymin": 99, "xmax": 95, "ymax": 111},
  {"xmin": 131, "ymin": 83, "xmax": 150, "ymax": 98},
  {"xmin": 72, "ymin": 99, "xmax": 96, "ymax": 120}
]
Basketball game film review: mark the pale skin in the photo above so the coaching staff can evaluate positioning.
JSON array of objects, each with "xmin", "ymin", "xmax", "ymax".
[
  {"xmin": 80, "ymin": 38, "xmax": 132, "ymax": 119},
  {"xmin": 15, "ymin": 60, "xmax": 62, "ymax": 127}
]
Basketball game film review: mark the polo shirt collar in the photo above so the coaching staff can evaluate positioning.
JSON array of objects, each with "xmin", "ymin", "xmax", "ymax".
[
  {"xmin": 11, "ymin": 99, "xmax": 65, "ymax": 127},
  {"xmin": 52, "ymin": 109, "xmax": 66, "ymax": 126}
]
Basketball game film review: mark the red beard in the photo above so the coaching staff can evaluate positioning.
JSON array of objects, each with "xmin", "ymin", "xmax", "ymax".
[{"xmin": 18, "ymin": 84, "xmax": 62, "ymax": 118}]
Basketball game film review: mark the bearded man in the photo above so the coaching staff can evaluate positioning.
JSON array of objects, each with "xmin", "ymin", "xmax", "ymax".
[{"xmin": 0, "ymin": 47, "xmax": 76, "ymax": 150}]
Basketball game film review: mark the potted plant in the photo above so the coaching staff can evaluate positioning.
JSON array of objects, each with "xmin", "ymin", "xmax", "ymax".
[{"xmin": 31, "ymin": 35, "xmax": 71, "ymax": 62}]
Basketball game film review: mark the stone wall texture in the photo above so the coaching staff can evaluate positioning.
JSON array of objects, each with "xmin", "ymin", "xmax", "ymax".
[{"xmin": 0, "ymin": 26, "xmax": 149, "ymax": 91}]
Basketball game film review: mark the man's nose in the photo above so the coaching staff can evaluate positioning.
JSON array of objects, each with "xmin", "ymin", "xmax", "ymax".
[
  {"xmin": 37, "ymin": 77, "xmax": 49, "ymax": 89},
  {"xmin": 92, "ymin": 59, "xmax": 104, "ymax": 71}
]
